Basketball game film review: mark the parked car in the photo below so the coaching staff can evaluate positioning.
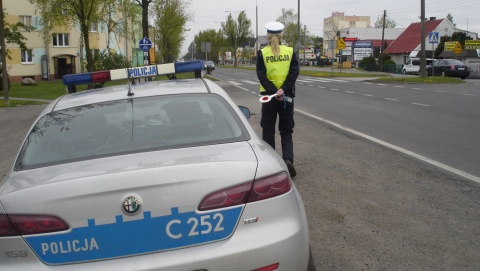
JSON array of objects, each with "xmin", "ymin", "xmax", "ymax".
[
  {"xmin": 402, "ymin": 57, "xmax": 434, "ymax": 74},
  {"xmin": 0, "ymin": 61, "xmax": 314, "ymax": 271},
  {"xmin": 426, "ymin": 59, "xmax": 471, "ymax": 79},
  {"xmin": 204, "ymin": 60, "xmax": 215, "ymax": 70}
]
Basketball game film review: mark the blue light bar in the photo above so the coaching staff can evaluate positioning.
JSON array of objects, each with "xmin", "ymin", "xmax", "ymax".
[
  {"xmin": 62, "ymin": 60, "xmax": 205, "ymax": 86},
  {"xmin": 175, "ymin": 61, "xmax": 204, "ymax": 74}
]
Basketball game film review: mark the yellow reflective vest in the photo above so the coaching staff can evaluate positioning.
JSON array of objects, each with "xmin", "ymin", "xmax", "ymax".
[{"xmin": 260, "ymin": 45, "xmax": 293, "ymax": 92}]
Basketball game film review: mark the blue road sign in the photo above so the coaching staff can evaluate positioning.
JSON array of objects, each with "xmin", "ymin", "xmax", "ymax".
[
  {"xmin": 139, "ymin": 37, "xmax": 152, "ymax": 52},
  {"xmin": 428, "ymin": 32, "xmax": 439, "ymax": 44}
]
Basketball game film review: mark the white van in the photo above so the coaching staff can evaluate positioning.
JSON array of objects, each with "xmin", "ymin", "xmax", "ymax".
[{"xmin": 402, "ymin": 58, "xmax": 434, "ymax": 74}]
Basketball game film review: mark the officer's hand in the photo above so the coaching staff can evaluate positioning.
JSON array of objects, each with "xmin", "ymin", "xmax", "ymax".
[{"xmin": 276, "ymin": 89, "xmax": 284, "ymax": 100}]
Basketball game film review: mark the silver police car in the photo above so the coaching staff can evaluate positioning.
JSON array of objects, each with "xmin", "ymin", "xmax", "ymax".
[{"xmin": 0, "ymin": 61, "xmax": 314, "ymax": 271}]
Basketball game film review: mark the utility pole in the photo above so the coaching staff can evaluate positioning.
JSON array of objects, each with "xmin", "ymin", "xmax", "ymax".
[
  {"xmin": 297, "ymin": 0, "xmax": 301, "ymax": 64},
  {"xmin": 379, "ymin": 10, "xmax": 386, "ymax": 72},
  {"xmin": 1, "ymin": 0, "xmax": 9, "ymax": 102},
  {"xmin": 303, "ymin": 25, "xmax": 306, "ymax": 63},
  {"xmin": 255, "ymin": 0, "xmax": 258, "ymax": 55},
  {"xmin": 419, "ymin": 0, "xmax": 427, "ymax": 78}
]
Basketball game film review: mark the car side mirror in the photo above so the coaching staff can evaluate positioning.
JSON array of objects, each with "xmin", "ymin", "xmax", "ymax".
[{"xmin": 238, "ymin": 106, "xmax": 251, "ymax": 119}]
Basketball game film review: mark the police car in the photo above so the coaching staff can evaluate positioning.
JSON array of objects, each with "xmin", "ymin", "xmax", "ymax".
[{"xmin": 0, "ymin": 61, "xmax": 314, "ymax": 271}]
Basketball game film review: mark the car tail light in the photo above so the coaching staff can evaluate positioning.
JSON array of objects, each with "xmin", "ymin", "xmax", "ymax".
[
  {"xmin": 0, "ymin": 215, "xmax": 19, "ymax": 236},
  {"xmin": 449, "ymin": 65, "xmax": 455, "ymax": 70},
  {"xmin": 0, "ymin": 215, "xmax": 69, "ymax": 237},
  {"xmin": 251, "ymin": 263, "xmax": 280, "ymax": 271},
  {"xmin": 198, "ymin": 172, "xmax": 291, "ymax": 211}
]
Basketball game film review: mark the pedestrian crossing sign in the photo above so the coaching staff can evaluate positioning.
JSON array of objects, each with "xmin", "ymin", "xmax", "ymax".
[{"xmin": 428, "ymin": 32, "xmax": 439, "ymax": 44}]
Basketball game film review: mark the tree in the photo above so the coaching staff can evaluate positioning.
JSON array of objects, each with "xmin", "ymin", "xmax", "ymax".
[
  {"xmin": 135, "ymin": 0, "xmax": 153, "ymax": 43},
  {"xmin": 435, "ymin": 32, "xmax": 472, "ymax": 58},
  {"xmin": 2, "ymin": 11, "xmax": 35, "ymax": 59},
  {"xmin": 152, "ymin": 0, "xmax": 192, "ymax": 63},
  {"xmin": 1, "ymin": 8, "xmax": 35, "ymax": 98},
  {"xmin": 374, "ymin": 15, "xmax": 397, "ymax": 28},
  {"xmin": 194, "ymin": 29, "xmax": 224, "ymax": 62},
  {"xmin": 276, "ymin": 8, "xmax": 299, "ymax": 47},
  {"xmin": 221, "ymin": 11, "xmax": 253, "ymax": 66},
  {"xmin": 446, "ymin": 13, "xmax": 456, "ymax": 27},
  {"xmin": 29, "ymin": 0, "xmax": 116, "ymax": 72}
]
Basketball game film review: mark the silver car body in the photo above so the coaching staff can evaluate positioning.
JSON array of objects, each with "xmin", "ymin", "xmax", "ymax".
[{"xmin": 0, "ymin": 73, "xmax": 310, "ymax": 270}]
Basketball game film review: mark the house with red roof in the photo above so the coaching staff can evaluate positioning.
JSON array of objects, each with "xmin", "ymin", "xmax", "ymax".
[{"xmin": 385, "ymin": 17, "xmax": 454, "ymax": 65}]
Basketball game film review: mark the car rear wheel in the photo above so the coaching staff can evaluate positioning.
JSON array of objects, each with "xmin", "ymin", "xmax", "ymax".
[
  {"xmin": 441, "ymin": 71, "xmax": 446, "ymax": 77},
  {"xmin": 402, "ymin": 69, "xmax": 407, "ymax": 74}
]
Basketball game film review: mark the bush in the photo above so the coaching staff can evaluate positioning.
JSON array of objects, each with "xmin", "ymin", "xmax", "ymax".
[
  {"xmin": 358, "ymin": 56, "xmax": 378, "ymax": 71},
  {"xmin": 95, "ymin": 50, "xmax": 131, "ymax": 71},
  {"xmin": 382, "ymin": 59, "xmax": 397, "ymax": 72}
]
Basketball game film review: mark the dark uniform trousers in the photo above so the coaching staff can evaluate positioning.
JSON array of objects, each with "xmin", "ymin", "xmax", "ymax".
[{"xmin": 261, "ymin": 98, "xmax": 295, "ymax": 163}]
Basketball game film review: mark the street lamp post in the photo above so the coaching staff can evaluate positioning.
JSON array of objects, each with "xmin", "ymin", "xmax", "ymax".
[
  {"xmin": 225, "ymin": 10, "xmax": 243, "ymax": 67},
  {"xmin": 256, "ymin": 0, "xmax": 258, "ymax": 56},
  {"xmin": 191, "ymin": 42, "xmax": 196, "ymax": 60}
]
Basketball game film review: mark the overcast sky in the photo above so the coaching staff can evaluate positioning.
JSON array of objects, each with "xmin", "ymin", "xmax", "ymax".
[{"xmin": 180, "ymin": 0, "xmax": 479, "ymax": 56}]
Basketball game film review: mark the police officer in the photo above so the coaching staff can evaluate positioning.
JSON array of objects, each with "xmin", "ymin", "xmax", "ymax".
[{"xmin": 256, "ymin": 21, "xmax": 299, "ymax": 177}]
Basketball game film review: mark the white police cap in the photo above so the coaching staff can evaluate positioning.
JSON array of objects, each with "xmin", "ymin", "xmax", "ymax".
[{"xmin": 265, "ymin": 22, "xmax": 284, "ymax": 34}]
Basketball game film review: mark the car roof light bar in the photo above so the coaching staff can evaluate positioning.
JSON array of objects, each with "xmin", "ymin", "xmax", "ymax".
[{"xmin": 62, "ymin": 60, "xmax": 204, "ymax": 86}]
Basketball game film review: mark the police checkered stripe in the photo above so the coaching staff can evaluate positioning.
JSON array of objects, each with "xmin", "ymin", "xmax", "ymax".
[{"xmin": 68, "ymin": 204, "xmax": 198, "ymax": 229}]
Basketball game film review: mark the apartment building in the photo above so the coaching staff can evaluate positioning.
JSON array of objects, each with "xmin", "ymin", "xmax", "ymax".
[
  {"xmin": 4, "ymin": 0, "xmax": 139, "ymax": 83},
  {"xmin": 323, "ymin": 11, "xmax": 371, "ymax": 58}
]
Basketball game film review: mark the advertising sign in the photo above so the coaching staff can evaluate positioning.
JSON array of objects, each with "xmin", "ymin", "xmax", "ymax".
[
  {"xmin": 444, "ymin": 41, "xmax": 456, "ymax": 51},
  {"xmin": 354, "ymin": 41, "xmax": 372, "ymax": 48},
  {"xmin": 353, "ymin": 48, "xmax": 372, "ymax": 61},
  {"xmin": 465, "ymin": 40, "xmax": 480, "ymax": 49}
]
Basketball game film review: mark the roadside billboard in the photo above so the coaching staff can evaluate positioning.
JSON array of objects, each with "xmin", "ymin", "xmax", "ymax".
[{"xmin": 353, "ymin": 41, "xmax": 372, "ymax": 61}]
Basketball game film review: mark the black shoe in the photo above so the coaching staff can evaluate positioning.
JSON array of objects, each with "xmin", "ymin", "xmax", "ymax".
[{"xmin": 285, "ymin": 160, "xmax": 297, "ymax": 178}]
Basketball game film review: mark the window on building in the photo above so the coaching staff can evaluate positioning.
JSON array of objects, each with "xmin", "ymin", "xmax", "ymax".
[
  {"xmin": 21, "ymin": 50, "xmax": 33, "ymax": 64},
  {"xmin": 19, "ymin": 16, "xmax": 32, "ymax": 29},
  {"xmin": 90, "ymin": 22, "xmax": 98, "ymax": 32},
  {"xmin": 53, "ymin": 33, "xmax": 69, "ymax": 47}
]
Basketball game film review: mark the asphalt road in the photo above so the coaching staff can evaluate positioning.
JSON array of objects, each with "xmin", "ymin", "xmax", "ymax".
[
  {"xmin": 1, "ymin": 78, "xmax": 480, "ymax": 270},
  {"xmin": 212, "ymin": 67, "xmax": 480, "ymax": 180}
]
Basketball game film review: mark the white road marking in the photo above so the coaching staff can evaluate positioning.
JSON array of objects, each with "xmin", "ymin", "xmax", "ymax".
[
  {"xmin": 227, "ymin": 81, "xmax": 242, "ymax": 86},
  {"xmin": 242, "ymin": 80, "xmax": 260, "ymax": 85},
  {"xmin": 229, "ymin": 83, "xmax": 480, "ymax": 183},
  {"xmin": 294, "ymin": 108, "xmax": 480, "ymax": 184},
  {"xmin": 363, "ymin": 94, "xmax": 375, "ymax": 97},
  {"xmin": 385, "ymin": 98, "xmax": 398, "ymax": 101},
  {"xmin": 412, "ymin": 102, "xmax": 430, "ymax": 107}
]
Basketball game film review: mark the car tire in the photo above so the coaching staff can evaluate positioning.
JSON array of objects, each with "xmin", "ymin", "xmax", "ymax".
[
  {"xmin": 441, "ymin": 71, "xmax": 446, "ymax": 77},
  {"xmin": 306, "ymin": 245, "xmax": 317, "ymax": 271},
  {"xmin": 402, "ymin": 69, "xmax": 407, "ymax": 74},
  {"xmin": 460, "ymin": 77, "xmax": 466, "ymax": 80}
]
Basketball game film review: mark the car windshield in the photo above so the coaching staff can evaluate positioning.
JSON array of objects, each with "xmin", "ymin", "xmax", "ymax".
[{"xmin": 15, "ymin": 94, "xmax": 250, "ymax": 170}]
